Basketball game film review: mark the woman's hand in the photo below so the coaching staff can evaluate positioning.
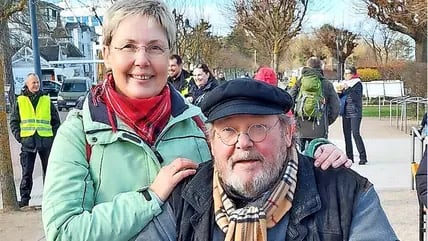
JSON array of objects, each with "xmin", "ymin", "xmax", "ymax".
[
  {"xmin": 313, "ymin": 144, "xmax": 352, "ymax": 170},
  {"xmin": 150, "ymin": 158, "xmax": 198, "ymax": 201}
]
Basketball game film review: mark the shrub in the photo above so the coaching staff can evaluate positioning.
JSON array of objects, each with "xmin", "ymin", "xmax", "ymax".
[{"xmin": 357, "ymin": 68, "xmax": 382, "ymax": 81}]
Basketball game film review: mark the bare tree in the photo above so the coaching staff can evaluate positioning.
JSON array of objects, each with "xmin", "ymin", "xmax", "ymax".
[
  {"xmin": 362, "ymin": 0, "xmax": 427, "ymax": 63},
  {"xmin": 315, "ymin": 24, "xmax": 359, "ymax": 79},
  {"xmin": 287, "ymin": 34, "xmax": 329, "ymax": 67},
  {"xmin": 0, "ymin": 0, "xmax": 26, "ymax": 211},
  {"xmin": 361, "ymin": 25, "xmax": 398, "ymax": 65},
  {"xmin": 233, "ymin": 0, "xmax": 309, "ymax": 73}
]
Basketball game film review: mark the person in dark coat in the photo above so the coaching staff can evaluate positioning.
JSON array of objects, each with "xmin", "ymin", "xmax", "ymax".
[
  {"xmin": 288, "ymin": 57, "xmax": 340, "ymax": 151},
  {"xmin": 188, "ymin": 63, "xmax": 218, "ymax": 106},
  {"xmin": 418, "ymin": 112, "xmax": 427, "ymax": 136},
  {"xmin": 338, "ymin": 67, "xmax": 368, "ymax": 165},
  {"xmin": 10, "ymin": 73, "xmax": 60, "ymax": 207},
  {"xmin": 416, "ymin": 114, "xmax": 427, "ymax": 207},
  {"xmin": 416, "ymin": 149, "xmax": 427, "ymax": 207},
  {"xmin": 136, "ymin": 78, "xmax": 397, "ymax": 241}
]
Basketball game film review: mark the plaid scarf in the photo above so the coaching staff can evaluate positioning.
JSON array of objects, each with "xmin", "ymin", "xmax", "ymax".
[
  {"xmin": 213, "ymin": 148, "xmax": 298, "ymax": 241},
  {"xmin": 91, "ymin": 74, "xmax": 171, "ymax": 145}
]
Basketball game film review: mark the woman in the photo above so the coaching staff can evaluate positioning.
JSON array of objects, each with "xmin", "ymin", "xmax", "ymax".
[
  {"xmin": 188, "ymin": 63, "xmax": 218, "ymax": 106},
  {"xmin": 339, "ymin": 67, "xmax": 368, "ymax": 165},
  {"xmin": 42, "ymin": 1, "xmax": 211, "ymax": 240},
  {"xmin": 42, "ymin": 1, "xmax": 350, "ymax": 240}
]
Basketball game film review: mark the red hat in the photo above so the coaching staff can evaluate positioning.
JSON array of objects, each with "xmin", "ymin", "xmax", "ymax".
[{"xmin": 254, "ymin": 67, "xmax": 277, "ymax": 86}]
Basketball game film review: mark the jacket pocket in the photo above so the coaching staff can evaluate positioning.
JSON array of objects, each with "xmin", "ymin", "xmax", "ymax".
[{"xmin": 21, "ymin": 137, "xmax": 35, "ymax": 149}]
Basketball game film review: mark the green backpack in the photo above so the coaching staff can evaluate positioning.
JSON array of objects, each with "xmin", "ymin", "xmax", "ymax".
[{"xmin": 294, "ymin": 74, "xmax": 325, "ymax": 122}]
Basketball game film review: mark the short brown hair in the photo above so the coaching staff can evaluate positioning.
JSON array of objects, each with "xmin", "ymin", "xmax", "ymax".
[{"xmin": 306, "ymin": 57, "xmax": 323, "ymax": 69}]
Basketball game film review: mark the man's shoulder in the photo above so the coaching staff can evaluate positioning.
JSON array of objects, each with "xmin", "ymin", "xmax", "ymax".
[
  {"xmin": 181, "ymin": 69, "xmax": 191, "ymax": 79},
  {"xmin": 298, "ymin": 154, "xmax": 371, "ymax": 190},
  {"xmin": 169, "ymin": 161, "xmax": 213, "ymax": 210},
  {"xmin": 314, "ymin": 166, "xmax": 372, "ymax": 191}
]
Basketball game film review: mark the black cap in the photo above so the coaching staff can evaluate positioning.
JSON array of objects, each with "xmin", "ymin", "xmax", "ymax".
[{"xmin": 200, "ymin": 78, "xmax": 293, "ymax": 122}]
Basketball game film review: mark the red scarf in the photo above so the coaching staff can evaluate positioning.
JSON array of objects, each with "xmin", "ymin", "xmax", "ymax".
[{"xmin": 92, "ymin": 74, "xmax": 171, "ymax": 145}]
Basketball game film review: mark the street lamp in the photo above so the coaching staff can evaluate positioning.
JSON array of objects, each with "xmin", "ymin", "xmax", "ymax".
[
  {"xmin": 172, "ymin": 9, "xmax": 185, "ymax": 55},
  {"xmin": 336, "ymin": 34, "xmax": 343, "ymax": 81}
]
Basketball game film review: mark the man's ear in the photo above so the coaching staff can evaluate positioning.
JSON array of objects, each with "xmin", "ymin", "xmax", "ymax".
[
  {"xmin": 283, "ymin": 125, "xmax": 293, "ymax": 148},
  {"xmin": 102, "ymin": 45, "xmax": 111, "ymax": 69}
]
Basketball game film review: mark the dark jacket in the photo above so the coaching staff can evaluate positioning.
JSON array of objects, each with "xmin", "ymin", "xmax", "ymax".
[
  {"xmin": 418, "ymin": 112, "xmax": 427, "ymax": 134},
  {"xmin": 288, "ymin": 68, "xmax": 340, "ymax": 138},
  {"xmin": 189, "ymin": 77, "xmax": 218, "ymax": 106},
  {"xmin": 167, "ymin": 69, "xmax": 194, "ymax": 97},
  {"xmin": 340, "ymin": 80, "xmax": 363, "ymax": 118},
  {"xmin": 166, "ymin": 155, "xmax": 396, "ymax": 241},
  {"xmin": 416, "ymin": 149, "xmax": 427, "ymax": 207},
  {"xmin": 10, "ymin": 88, "xmax": 60, "ymax": 151}
]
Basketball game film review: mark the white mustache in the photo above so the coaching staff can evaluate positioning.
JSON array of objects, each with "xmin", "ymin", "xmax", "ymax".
[{"xmin": 229, "ymin": 151, "xmax": 264, "ymax": 165}]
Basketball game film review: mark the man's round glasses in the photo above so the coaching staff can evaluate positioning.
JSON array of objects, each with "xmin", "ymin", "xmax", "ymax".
[
  {"xmin": 113, "ymin": 43, "xmax": 169, "ymax": 58},
  {"xmin": 215, "ymin": 119, "xmax": 280, "ymax": 146}
]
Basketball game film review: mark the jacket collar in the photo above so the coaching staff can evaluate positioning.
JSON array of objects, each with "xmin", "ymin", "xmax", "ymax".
[
  {"xmin": 289, "ymin": 154, "xmax": 322, "ymax": 222},
  {"xmin": 181, "ymin": 161, "xmax": 214, "ymax": 214}
]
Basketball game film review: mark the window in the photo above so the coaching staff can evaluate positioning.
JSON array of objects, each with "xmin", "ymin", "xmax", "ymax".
[{"xmin": 61, "ymin": 82, "xmax": 87, "ymax": 92}]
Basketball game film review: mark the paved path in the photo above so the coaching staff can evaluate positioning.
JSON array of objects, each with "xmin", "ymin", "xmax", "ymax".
[{"xmin": 0, "ymin": 116, "xmax": 425, "ymax": 240}]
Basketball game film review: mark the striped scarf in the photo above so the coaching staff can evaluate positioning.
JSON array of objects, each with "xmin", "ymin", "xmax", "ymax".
[
  {"xmin": 213, "ymin": 148, "xmax": 298, "ymax": 241},
  {"xmin": 91, "ymin": 74, "xmax": 171, "ymax": 145}
]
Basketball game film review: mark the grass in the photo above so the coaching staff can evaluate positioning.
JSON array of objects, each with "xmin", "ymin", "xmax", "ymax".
[
  {"xmin": 363, "ymin": 105, "xmax": 391, "ymax": 117},
  {"xmin": 363, "ymin": 105, "xmax": 427, "ymax": 119}
]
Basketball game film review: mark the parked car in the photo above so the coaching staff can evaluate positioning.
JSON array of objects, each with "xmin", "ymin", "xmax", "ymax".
[
  {"xmin": 57, "ymin": 77, "xmax": 92, "ymax": 111},
  {"xmin": 42, "ymin": 80, "xmax": 61, "ymax": 104}
]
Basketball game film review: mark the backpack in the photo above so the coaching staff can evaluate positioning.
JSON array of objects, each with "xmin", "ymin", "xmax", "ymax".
[{"xmin": 294, "ymin": 74, "xmax": 325, "ymax": 122}]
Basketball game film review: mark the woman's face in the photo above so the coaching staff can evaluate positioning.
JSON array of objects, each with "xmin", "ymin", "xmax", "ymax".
[
  {"xmin": 193, "ymin": 67, "xmax": 209, "ymax": 88},
  {"xmin": 344, "ymin": 72, "xmax": 352, "ymax": 80},
  {"xmin": 102, "ymin": 15, "xmax": 169, "ymax": 99}
]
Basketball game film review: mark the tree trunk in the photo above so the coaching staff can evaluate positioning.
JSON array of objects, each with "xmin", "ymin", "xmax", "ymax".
[
  {"xmin": 272, "ymin": 42, "xmax": 279, "ymax": 74},
  {"xmin": 273, "ymin": 52, "xmax": 279, "ymax": 74},
  {"xmin": 415, "ymin": 34, "xmax": 427, "ymax": 63},
  {"xmin": 0, "ymin": 18, "xmax": 19, "ymax": 211}
]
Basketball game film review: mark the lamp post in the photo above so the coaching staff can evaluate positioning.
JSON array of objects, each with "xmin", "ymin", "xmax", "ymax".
[
  {"xmin": 29, "ymin": 0, "xmax": 42, "ymax": 80},
  {"xmin": 336, "ymin": 34, "xmax": 342, "ymax": 81},
  {"xmin": 172, "ymin": 9, "xmax": 184, "ymax": 55}
]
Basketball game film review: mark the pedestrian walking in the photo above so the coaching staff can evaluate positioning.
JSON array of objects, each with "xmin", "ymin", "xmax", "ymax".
[
  {"xmin": 9, "ymin": 73, "xmax": 60, "ymax": 207},
  {"xmin": 288, "ymin": 57, "xmax": 340, "ymax": 151}
]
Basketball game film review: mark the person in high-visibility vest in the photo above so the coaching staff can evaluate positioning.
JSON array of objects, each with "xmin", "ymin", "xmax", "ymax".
[
  {"xmin": 167, "ymin": 54, "xmax": 195, "ymax": 97},
  {"xmin": 9, "ymin": 73, "xmax": 60, "ymax": 207}
]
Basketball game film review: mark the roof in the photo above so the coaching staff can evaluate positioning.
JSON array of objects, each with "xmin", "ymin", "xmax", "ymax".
[{"xmin": 17, "ymin": 38, "xmax": 85, "ymax": 62}]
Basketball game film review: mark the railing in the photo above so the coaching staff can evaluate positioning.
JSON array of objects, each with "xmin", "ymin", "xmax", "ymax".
[{"xmin": 389, "ymin": 97, "xmax": 427, "ymax": 132}]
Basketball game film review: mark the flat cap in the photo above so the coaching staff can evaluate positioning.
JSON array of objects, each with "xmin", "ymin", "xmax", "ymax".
[{"xmin": 200, "ymin": 78, "xmax": 293, "ymax": 122}]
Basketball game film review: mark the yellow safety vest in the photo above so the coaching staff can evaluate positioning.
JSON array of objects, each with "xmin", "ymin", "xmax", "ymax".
[
  {"xmin": 180, "ymin": 76, "xmax": 193, "ymax": 96},
  {"xmin": 18, "ymin": 95, "xmax": 53, "ymax": 137}
]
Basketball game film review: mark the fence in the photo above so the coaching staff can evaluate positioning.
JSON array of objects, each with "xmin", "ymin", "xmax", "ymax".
[{"xmin": 390, "ymin": 97, "xmax": 427, "ymax": 132}]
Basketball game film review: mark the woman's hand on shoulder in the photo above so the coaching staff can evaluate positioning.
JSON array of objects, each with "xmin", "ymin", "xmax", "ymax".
[
  {"xmin": 150, "ymin": 158, "xmax": 198, "ymax": 201},
  {"xmin": 314, "ymin": 144, "xmax": 352, "ymax": 170}
]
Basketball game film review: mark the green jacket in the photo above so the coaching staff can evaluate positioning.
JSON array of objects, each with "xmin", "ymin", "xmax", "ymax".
[{"xmin": 42, "ymin": 89, "xmax": 211, "ymax": 241}]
